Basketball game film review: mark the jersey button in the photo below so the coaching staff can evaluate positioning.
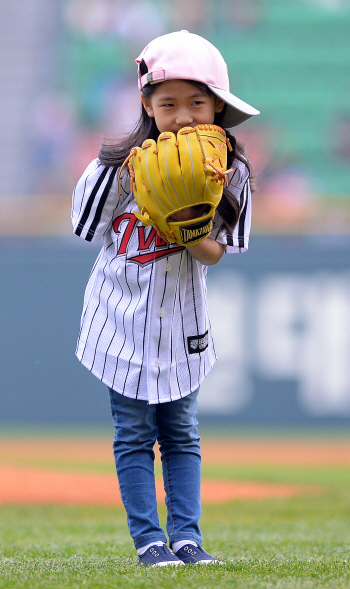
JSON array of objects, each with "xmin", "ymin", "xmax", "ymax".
[
  {"xmin": 164, "ymin": 263, "xmax": 171, "ymax": 271},
  {"xmin": 158, "ymin": 308, "xmax": 166, "ymax": 318},
  {"xmin": 155, "ymin": 358, "xmax": 163, "ymax": 368}
]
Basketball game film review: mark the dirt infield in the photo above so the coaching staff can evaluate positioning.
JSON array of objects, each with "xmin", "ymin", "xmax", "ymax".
[
  {"xmin": 0, "ymin": 466, "xmax": 304, "ymax": 505},
  {"xmin": 1, "ymin": 437, "xmax": 348, "ymax": 505},
  {"xmin": 2, "ymin": 438, "xmax": 350, "ymax": 466}
]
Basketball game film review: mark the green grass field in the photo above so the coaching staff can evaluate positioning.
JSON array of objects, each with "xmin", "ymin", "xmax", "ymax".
[{"xmin": 1, "ymin": 433, "xmax": 349, "ymax": 588}]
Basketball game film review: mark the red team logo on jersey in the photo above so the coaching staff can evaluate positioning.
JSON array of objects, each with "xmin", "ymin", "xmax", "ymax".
[{"xmin": 113, "ymin": 213, "xmax": 184, "ymax": 266}]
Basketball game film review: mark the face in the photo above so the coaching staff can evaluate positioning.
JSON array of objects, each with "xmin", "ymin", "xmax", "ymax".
[{"xmin": 141, "ymin": 79, "xmax": 225, "ymax": 134}]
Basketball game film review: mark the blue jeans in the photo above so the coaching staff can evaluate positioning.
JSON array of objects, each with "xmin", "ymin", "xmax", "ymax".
[{"xmin": 108, "ymin": 387, "xmax": 202, "ymax": 549}]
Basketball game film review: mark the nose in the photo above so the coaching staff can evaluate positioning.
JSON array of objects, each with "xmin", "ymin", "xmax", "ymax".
[{"xmin": 175, "ymin": 109, "xmax": 194, "ymax": 127}]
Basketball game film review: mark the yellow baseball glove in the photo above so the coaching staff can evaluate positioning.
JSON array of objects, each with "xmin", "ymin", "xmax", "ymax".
[{"xmin": 120, "ymin": 124, "xmax": 232, "ymax": 246}]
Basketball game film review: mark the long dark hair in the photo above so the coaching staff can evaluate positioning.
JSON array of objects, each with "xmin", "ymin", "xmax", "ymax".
[{"xmin": 99, "ymin": 80, "xmax": 253, "ymax": 232}]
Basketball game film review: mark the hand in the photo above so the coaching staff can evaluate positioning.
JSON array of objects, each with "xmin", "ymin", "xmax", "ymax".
[{"xmin": 185, "ymin": 237, "xmax": 226, "ymax": 266}]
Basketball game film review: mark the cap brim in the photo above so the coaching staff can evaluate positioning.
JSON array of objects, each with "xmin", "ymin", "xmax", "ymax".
[{"xmin": 208, "ymin": 85, "xmax": 260, "ymax": 128}]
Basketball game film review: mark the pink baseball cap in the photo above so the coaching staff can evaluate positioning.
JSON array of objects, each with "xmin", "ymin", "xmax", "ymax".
[{"xmin": 136, "ymin": 30, "xmax": 260, "ymax": 128}]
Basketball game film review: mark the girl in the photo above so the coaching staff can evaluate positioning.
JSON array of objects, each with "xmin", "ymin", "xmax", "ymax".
[{"xmin": 72, "ymin": 30, "xmax": 259, "ymax": 566}]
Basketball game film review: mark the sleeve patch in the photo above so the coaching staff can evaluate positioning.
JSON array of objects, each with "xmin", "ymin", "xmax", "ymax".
[{"xmin": 187, "ymin": 331, "xmax": 209, "ymax": 354}]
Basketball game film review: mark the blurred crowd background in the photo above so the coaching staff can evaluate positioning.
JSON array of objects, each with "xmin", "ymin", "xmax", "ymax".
[
  {"xmin": 1, "ymin": 0, "xmax": 350, "ymax": 235},
  {"xmin": 1, "ymin": 0, "xmax": 350, "ymax": 427}
]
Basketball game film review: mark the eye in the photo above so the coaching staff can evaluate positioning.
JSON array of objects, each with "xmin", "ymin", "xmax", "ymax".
[{"xmin": 192, "ymin": 100, "xmax": 205, "ymax": 106}]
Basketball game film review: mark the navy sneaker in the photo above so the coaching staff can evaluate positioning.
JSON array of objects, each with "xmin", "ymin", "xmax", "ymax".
[
  {"xmin": 174, "ymin": 544, "xmax": 220, "ymax": 565},
  {"xmin": 138, "ymin": 544, "xmax": 184, "ymax": 567}
]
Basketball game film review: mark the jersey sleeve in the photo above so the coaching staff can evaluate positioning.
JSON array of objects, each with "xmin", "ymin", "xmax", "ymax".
[
  {"xmin": 210, "ymin": 159, "xmax": 252, "ymax": 254},
  {"xmin": 71, "ymin": 159, "xmax": 130, "ymax": 242}
]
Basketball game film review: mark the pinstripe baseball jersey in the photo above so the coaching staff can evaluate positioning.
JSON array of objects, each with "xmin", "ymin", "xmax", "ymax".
[{"xmin": 71, "ymin": 156, "xmax": 251, "ymax": 403}]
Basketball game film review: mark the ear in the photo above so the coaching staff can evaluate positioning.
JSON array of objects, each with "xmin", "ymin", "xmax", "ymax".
[
  {"xmin": 141, "ymin": 94, "xmax": 154, "ymax": 117},
  {"xmin": 215, "ymin": 98, "xmax": 225, "ymax": 113}
]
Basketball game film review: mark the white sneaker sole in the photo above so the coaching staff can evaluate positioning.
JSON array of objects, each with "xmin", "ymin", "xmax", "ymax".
[
  {"xmin": 153, "ymin": 560, "xmax": 184, "ymax": 567},
  {"xmin": 193, "ymin": 559, "xmax": 225, "ymax": 565}
]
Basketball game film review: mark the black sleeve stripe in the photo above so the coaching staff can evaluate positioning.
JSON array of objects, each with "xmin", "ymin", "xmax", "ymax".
[
  {"xmin": 238, "ymin": 181, "xmax": 248, "ymax": 249},
  {"xmin": 75, "ymin": 166, "xmax": 110, "ymax": 237},
  {"xmin": 76, "ymin": 161, "xmax": 101, "ymax": 219},
  {"xmin": 85, "ymin": 166, "xmax": 118, "ymax": 242},
  {"xmin": 226, "ymin": 233, "xmax": 234, "ymax": 247}
]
